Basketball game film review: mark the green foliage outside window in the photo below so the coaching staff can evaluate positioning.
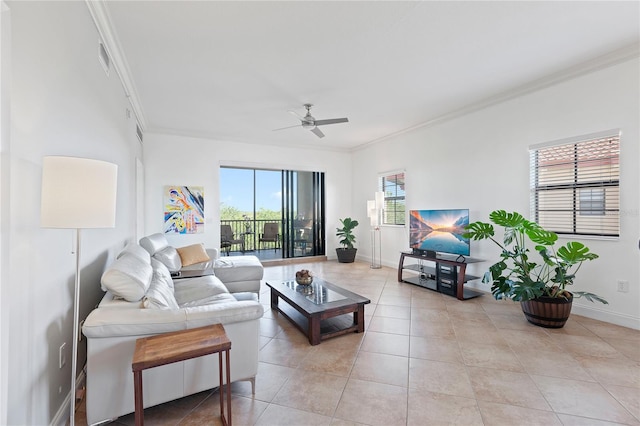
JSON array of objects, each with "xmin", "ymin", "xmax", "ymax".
[{"xmin": 220, "ymin": 203, "xmax": 281, "ymax": 221}]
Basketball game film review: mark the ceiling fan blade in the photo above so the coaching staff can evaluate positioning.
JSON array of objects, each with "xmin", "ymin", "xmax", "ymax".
[
  {"xmin": 288, "ymin": 110, "xmax": 306, "ymax": 121},
  {"xmin": 272, "ymin": 124, "xmax": 302, "ymax": 131},
  {"xmin": 314, "ymin": 117, "xmax": 349, "ymax": 126},
  {"xmin": 310, "ymin": 127, "xmax": 325, "ymax": 138}
]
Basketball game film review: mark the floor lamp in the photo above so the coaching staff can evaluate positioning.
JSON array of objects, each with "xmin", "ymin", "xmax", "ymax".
[
  {"xmin": 367, "ymin": 191, "xmax": 384, "ymax": 269},
  {"xmin": 41, "ymin": 156, "xmax": 118, "ymax": 426}
]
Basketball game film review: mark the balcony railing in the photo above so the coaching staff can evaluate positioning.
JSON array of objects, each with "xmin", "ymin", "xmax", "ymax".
[{"xmin": 220, "ymin": 219, "xmax": 280, "ymax": 252}]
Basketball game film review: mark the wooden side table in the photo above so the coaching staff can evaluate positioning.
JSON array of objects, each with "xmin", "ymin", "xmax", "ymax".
[{"xmin": 132, "ymin": 324, "xmax": 232, "ymax": 426}]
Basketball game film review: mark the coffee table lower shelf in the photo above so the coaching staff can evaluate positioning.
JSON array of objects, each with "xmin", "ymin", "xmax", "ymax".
[{"xmin": 274, "ymin": 298, "xmax": 364, "ymax": 345}]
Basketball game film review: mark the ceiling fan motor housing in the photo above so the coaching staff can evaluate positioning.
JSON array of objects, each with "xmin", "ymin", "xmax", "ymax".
[{"xmin": 301, "ymin": 116, "xmax": 315, "ymax": 128}]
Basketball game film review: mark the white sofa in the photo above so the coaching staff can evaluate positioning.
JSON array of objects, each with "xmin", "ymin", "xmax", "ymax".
[{"xmin": 82, "ymin": 242, "xmax": 264, "ymax": 425}]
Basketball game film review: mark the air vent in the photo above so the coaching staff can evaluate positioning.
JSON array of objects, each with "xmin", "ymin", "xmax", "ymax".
[
  {"xmin": 98, "ymin": 41, "xmax": 110, "ymax": 76},
  {"xmin": 136, "ymin": 123, "xmax": 143, "ymax": 143}
]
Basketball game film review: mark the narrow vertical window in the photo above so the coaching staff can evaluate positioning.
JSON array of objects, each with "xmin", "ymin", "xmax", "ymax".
[{"xmin": 378, "ymin": 171, "xmax": 405, "ymax": 225}]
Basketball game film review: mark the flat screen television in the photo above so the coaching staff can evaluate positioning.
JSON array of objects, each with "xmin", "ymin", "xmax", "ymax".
[{"xmin": 409, "ymin": 209, "xmax": 470, "ymax": 257}]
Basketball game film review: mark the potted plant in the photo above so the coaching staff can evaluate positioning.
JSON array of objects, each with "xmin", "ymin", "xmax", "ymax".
[
  {"xmin": 463, "ymin": 210, "xmax": 606, "ymax": 328},
  {"xmin": 336, "ymin": 217, "xmax": 359, "ymax": 263}
]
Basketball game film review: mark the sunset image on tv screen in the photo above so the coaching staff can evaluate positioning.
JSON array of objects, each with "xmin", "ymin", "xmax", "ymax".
[{"xmin": 409, "ymin": 209, "xmax": 470, "ymax": 256}]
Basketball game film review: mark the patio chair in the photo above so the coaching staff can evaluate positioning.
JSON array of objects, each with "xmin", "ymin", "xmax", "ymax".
[
  {"xmin": 220, "ymin": 224, "xmax": 244, "ymax": 255},
  {"xmin": 259, "ymin": 222, "xmax": 280, "ymax": 251}
]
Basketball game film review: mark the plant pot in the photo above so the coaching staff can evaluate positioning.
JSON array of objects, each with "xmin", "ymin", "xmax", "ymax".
[
  {"xmin": 336, "ymin": 248, "xmax": 357, "ymax": 263},
  {"xmin": 520, "ymin": 294, "xmax": 573, "ymax": 329}
]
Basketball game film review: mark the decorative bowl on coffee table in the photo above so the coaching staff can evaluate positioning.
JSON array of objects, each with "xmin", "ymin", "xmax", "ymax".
[{"xmin": 296, "ymin": 276, "xmax": 313, "ymax": 286}]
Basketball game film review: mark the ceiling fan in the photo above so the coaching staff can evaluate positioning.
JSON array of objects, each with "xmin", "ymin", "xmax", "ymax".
[{"xmin": 273, "ymin": 104, "xmax": 349, "ymax": 138}]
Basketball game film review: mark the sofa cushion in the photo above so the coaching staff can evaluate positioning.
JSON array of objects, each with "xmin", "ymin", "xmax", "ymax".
[
  {"xmin": 173, "ymin": 275, "xmax": 230, "ymax": 307},
  {"xmin": 233, "ymin": 292, "xmax": 260, "ymax": 302},
  {"xmin": 213, "ymin": 256, "xmax": 264, "ymax": 283},
  {"xmin": 101, "ymin": 254, "xmax": 152, "ymax": 302},
  {"xmin": 176, "ymin": 243, "xmax": 210, "ymax": 267},
  {"xmin": 139, "ymin": 233, "xmax": 169, "ymax": 256},
  {"xmin": 97, "ymin": 292, "xmax": 142, "ymax": 309},
  {"xmin": 153, "ymin": 246, "xmax": 182, "ymax": 272},
  {"xmin": 179, "ymin": 292, "xmax": 237, "ymax": 308}
]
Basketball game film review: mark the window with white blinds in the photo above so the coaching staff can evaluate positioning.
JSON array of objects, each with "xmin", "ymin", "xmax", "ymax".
[
  {"xmin": 378, "ymin": 171, "xmax": 406, "ymax": 225},
  {"xmin": 529, "ymin": 131, "xmax": 620, "ymax": 237}
]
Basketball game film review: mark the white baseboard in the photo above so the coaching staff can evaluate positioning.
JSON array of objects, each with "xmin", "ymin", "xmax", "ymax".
[
  {"xmin": 572, "ymin": 304, "xmax": 640, "ymax": 330},
  {"xmin": 50, "ymin": 369, "xmax": 86, "ymax": 426}
]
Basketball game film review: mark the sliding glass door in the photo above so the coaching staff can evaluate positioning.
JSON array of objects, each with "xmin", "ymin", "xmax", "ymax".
[
  {"xmin": 282, "ymin": 171, "xmax": 325, "ymax": 258},
  {"xmin": 220, "ymin": 166, "xmax": 325, "ymax": 259}
]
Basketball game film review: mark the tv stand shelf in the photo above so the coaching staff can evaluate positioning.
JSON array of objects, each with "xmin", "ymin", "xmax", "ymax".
[{"xmin": 398, "ymin": 251, "xmax": 484, "ymax": 300}]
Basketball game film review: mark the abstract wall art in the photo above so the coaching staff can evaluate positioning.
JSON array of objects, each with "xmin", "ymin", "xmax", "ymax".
[{"xmin": 163, "ymin": 185, "xmax": 204, "ymax": 234}]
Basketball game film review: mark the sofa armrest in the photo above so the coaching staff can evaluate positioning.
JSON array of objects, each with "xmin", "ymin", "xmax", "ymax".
[
  {"xmin": 83, "ymin": 298, "xmax": 263, "ymax": 339},
  {"xmin": 82, "ymin": 307, "xmax": 188, "ymax": 338}
]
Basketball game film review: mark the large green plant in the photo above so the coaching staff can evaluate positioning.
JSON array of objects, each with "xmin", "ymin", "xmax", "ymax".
[
  {"xmin": 336, "ymin": 217, "xmax": 359, "ymax": 249},
  {"xmin": 463, "ymin": 210, "xmax": 606, "ymax": 303}
]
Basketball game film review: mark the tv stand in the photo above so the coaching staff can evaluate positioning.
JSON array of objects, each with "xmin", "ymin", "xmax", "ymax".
[{"xmin": 398, "ymin": 251, "xmax": 484, "ymax": 300}]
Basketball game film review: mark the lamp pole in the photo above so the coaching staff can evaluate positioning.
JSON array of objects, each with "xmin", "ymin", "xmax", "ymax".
[{"xmin": 69, "ymin": 229, "xmax": 81, "ymax": 426}]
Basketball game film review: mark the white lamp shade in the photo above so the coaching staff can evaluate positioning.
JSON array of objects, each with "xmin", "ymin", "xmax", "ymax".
[
  {"xmin": 41, "ymin": 156, "xmax": 118, "ymax": 229},
  {"xmin": 375, "ymin": 191, "xmax": 384, "ymax": 210},
  {"xmin": 367, "ymin": 200, "xmax": 375, "ymax": 217}
]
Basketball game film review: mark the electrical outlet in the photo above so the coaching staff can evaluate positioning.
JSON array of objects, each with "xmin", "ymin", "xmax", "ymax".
[
  {"xmin": 617, "ymin": 280, "xmax": 629, "ymax": 293},
  {"xmin": 59, "ymin": 342, "xmax": 67, "ymax": 369}
]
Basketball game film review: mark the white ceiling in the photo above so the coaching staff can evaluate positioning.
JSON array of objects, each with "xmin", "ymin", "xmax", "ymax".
[{"xmin": 97, "ymin": 1, "xmax": 639, "ymax": 151}]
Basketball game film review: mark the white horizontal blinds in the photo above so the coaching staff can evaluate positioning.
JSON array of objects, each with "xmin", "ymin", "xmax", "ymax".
[
  {"xmin": 530, "ymin": 133, "xmax": 620, "ymax": 237},
  {"xmin": 378, "ymin": 171, "xmax": 406, "ymax": 225}
]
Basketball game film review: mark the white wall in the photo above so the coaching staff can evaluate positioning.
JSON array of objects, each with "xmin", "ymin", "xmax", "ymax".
[
  {"xmin": 1, "ymin": 2, "xmax": 141, "ymax": 424},
  {"xmin": 352, "ymin": 58, "xmax": 640, "ymax": 329},
  {"xmin": 142, "ymin": 133, "xmax": 352, "ymax": 254}
]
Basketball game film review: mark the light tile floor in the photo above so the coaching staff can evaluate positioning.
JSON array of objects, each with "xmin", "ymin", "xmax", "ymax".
[{"xmin": 77, "ymin": 260, "xmax": 640, "ymax": 426}]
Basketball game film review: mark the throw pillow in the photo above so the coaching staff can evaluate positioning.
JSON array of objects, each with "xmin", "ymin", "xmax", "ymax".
[{"xmin": 176, "ymin": 243, "xmax": 210, "ymax": 267}]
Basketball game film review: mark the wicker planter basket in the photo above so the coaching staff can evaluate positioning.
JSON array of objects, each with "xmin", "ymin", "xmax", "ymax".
[{"xmin": 520, "ymin": 294, "xmax": 573, "ymax": 329}]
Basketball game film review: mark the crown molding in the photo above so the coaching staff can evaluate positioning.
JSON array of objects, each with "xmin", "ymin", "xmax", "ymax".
[
  {"xmin": 354, "ymin": 42, "xmax": 640, "ymax": 152},
  {"xmin": 148, "ymin": 126, "xmax": 351, "ymax": 154},
  {"xmin": 85, "ymin": 0, "xmax": 146, "ymax": 131}
]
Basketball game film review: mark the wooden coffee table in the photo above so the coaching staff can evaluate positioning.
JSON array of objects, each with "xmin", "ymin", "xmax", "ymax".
[{"xmin": 266, "ymin": 278, "xmax": 370, "ymax": 345}]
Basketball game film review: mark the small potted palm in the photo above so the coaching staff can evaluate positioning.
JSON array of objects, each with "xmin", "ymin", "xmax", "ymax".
[
  {"xmin": 464, "ymin": 210, "xmax": 605, "ymax": 328},
  {"xmin": 336, "ymin": 217, "xmax": 359, "ymax": 263}
]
